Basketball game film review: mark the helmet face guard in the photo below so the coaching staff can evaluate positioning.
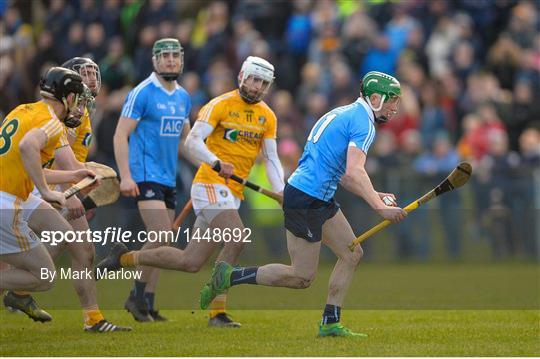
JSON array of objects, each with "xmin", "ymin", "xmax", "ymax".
[
  {"xmin": 75, "ymin": 62, "xmax": 101, "ymax": 96},
  {"xmin": 63, "ymin": 85, "xmax": 94, "ymax": 128},
  {"xmin": 61, "ymin": 57, "xmax": 101, "ymax": 96},
  {"xmin": 62, "ymin": 93, "xmax": 83, "ymax": 128},
  {"xmin": 152, "ymin": 38, "xmax": 183, "ymax": 82},
  {"xmin": 369, "ymin": 95, "xmax": 400, "ymax": 124},
  {"xmin": 238, "ymin": 56, "xmax": 275, "ymax": 104}
]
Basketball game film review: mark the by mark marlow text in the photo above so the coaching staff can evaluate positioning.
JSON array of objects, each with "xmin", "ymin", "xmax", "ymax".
[{"xmin": 41, "ymin": 268, "xmax": 142, "ymax": 282}]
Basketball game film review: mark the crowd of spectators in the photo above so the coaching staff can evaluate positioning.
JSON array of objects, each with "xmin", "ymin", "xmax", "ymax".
[{"xmin": 1, "ymin": 0, "xmax": 539, "ymax": 261}]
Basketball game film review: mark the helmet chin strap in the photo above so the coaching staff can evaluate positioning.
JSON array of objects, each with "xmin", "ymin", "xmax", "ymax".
[
  {"xmin": 158, "ymin": 72, "xmax": 179, "ymax": 82},
  {"xmin": 365, "ymin": 94, "xmax": 385, "ymax": 112},
  {"xmin": 365, "ymin": 94, "xmax": 390, "ymax": 123},
  {"xmin": 153, "ymin": 54, "xmax": 181, "ymax": 82},
  {"xmin": 374, "ymin": 115, "xmax": 388, "ymax": 124}
]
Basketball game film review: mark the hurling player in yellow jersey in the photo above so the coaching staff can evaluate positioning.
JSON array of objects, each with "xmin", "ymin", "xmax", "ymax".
[
  {"xmin": 0, "ymin": 67, "xmax": 94, "ymax": 304},
  {"xmin": 62, "ymin": 57, "xmax": 98, "ymax": 163},
  {"xmin": 96, "ymin": 56, "xmax": 285, "ymax": 327},
  {"xmin": 3, "ymin": 58, "xmax": 131, "ymax": 332}
]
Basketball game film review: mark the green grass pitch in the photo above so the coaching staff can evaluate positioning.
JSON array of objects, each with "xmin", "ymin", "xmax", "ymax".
[{"xmin": 1, "ymin": 263, "xmax": 538, "ymax": 356}]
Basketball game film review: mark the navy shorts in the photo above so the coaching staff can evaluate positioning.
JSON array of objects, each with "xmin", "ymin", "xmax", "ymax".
[
  {"xmin": 283, "ymin": 183, "xmax": 340, "ymax": 243},
  {"xmin": 136, "ymin": 182, "xmax": 177, "ymax": 209}
]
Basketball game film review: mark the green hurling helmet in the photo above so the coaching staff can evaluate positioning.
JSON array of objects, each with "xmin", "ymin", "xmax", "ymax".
[
  {"xmin": 361, "ymin": 71, "xmax": 401, "ymax": 112},
  {"xmin": 153, "ymin": 38, "xmax": 182, "ymax": 56}
]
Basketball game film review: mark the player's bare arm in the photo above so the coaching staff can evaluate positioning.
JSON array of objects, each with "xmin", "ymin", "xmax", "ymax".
[
  {"xmin": 113, "ymin": 117, "xmax": 139, "ymax": 197},
  {"xmin": 19, "ymin": 128, "xmax": 66, "ymax": 206},
  {"xmin": 53, "ymin": 144, "xmax": 93, "ymax": 219},
  {"xmin": 44, "ymin": 166, "xmax": 95, "ymax": 219},
  {"xmin": 43, "ymin": 168, "xmax": 95, "ymax": 185},
  {"xmin": 55, "ymin": 142, "xmax": 86, "ymax": 170},
  {"xmin": 340, "ymin": 146, "xmax": 406, "ymax": 223},
  {"xmin": 44, "ymin": 146, "xmax": 95, "ymax": 185}
]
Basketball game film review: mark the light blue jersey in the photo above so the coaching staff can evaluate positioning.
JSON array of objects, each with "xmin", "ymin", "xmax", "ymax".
[
  {"xmin": 288, "ymin": 98, "xmax": 376, "ymax": 201},
  {"xmin": 121, "ymin": 73, "xmax": 191, "ymax": 187}
]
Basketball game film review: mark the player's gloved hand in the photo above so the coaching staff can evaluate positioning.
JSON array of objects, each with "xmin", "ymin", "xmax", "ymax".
[
  {"xmin": 65, "ymin": 195, "xmax": 85, "ymax": 220},
  {"xmin": 42, "ymin": 189, "xmax": 66, "ymax": 208},
  {"xmin": 120, "ymin": 177, "xmax": 140, "ymax": 197},
  {"xmin": 377, "ymin": 205, "xmax": 407, "ymax": 223}
]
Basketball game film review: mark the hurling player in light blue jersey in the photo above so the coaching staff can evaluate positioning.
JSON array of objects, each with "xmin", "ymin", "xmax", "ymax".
[
  {"xmin": 200, "ymin": 71, "xmax": 408, "ymax": 337},
  {"xmin": 113, "ymin": 38, "xmax": 194, "ymax": 322}
]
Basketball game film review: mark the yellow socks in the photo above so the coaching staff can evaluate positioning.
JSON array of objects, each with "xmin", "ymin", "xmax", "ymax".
[
  {"xmin": 83, "ymin": 306, "xmax": 105, "ymax": 326},
  {"xmin": 209, "ymin": 293, "xmax": 227, "ymax": 318},
  {"xmin": 120, "ymin": 252, "xmax": 139, "ymax": 267}
]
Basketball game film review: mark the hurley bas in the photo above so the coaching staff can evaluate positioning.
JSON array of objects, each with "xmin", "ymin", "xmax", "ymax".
[{"xmin": 40, "ymin": 268, "xmax": 142, "ymax": 282}]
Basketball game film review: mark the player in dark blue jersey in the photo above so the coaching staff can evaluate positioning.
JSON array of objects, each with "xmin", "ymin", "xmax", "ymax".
[{"xmin": 200, "ymin": 71, "xmax": 408, "ymax": 337}]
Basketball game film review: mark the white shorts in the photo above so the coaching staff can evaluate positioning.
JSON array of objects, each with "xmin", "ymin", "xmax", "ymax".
[
  {"xmin": 31, "ymin": 186, "xmax": 41, "ymax": 197},
  {"xmin": 191, "ymin": 183, "xmax": 241, "ymax": 224},
  {"xmin": 31, "ymin": 184, "xmax": 61, "ymax": 198},
  {"xmin": 0, "ymin": 191, "xmax": 43, "ymax": 255}
]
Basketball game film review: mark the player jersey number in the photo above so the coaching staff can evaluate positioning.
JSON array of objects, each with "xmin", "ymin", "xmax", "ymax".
[
  {"xmin": 0, "ymin": 118, "xmax": 19, "ymax": 155},
  {"xmin": 307, "ymin": 113, "xmax": 337, "ymax": 144}
]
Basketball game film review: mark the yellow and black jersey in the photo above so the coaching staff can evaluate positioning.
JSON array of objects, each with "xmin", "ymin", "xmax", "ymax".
[
  {"xmin": 0, "ymin": 101, "xmax": 66, "ymax": 200},
  {"xmin": 193, "ymin": 90, "xmax": 277, "ymax": 199},
  {"xmin": 66, "ymin": 108, "xmax": 92, "ymax": 162}
]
